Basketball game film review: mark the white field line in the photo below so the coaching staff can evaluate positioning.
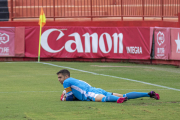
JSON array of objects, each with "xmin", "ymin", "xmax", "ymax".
[
  {"xmin": 91, "ymin": 65, "xmax": 180, "ymax": 74},
  {"xmin": 0, "ymin": 91, "xmax": 61, "ymax": 94},
  {"xmin": 0, "ymin": 89, "xmax": 167, "ymax": 94},
  {"xmin": 5, "ymin": 62, "xmax": 180, "ymax": 73},
  {"xmin": 41, "ymin": 62, "xmax": 180, "ymax": 92},
  {"xmin": 3, "ymin": 62, "xmax": 180, "ymax": 92}
]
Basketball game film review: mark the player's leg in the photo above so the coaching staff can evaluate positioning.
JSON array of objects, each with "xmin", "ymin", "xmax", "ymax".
[
  {"xmin": 107, "ymin": 91, "xmax": 159, "ymax": 100},
  {"xmin": 112, "ymin": 93, "xmax": 123, "ymax": 97},
  {"xmin": 123, "ymin": 92, "xmax": 149, "ymax": 99},
  {"xmin": 95, "ymin": 94, "xmax": 127, "ymax": 103},
  {"xmin": 116, "ymin": 91, "xmax": 160, "ymax": 100},
  {"xmin": 112, "ymin": 92, "xmax": 149, "ymax": 98},
  {"xmin": 94, "ymin": 94, "xmax": 105, "ymax": 102},
  {"xmin": 113, "ymin": 92, "xmax": 150, "ymax": 99},
  {"xmin": 148, "ymin": 91, "xmax": 160, "ymax": 100},
  {"xmin": 88, "ymin": 88, "xmax": 127, "ymax": 103},
  {"xmin": 99, "ymin": 88, "xmax": 127, "ymax": 103}
]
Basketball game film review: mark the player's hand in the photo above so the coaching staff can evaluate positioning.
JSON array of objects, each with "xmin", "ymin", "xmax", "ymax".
[{"xmin": 60, "ymin": 94, "xmax": 65, "ymax": 101}]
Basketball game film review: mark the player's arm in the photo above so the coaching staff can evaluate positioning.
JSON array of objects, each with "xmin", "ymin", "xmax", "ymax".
[
  {"xmin": 62, "ymin": 79, "xmax": 74, "ymax": 101},
  {"xmin": 64, "ymin": 87, "xmax": 74, "ymax": 101}
]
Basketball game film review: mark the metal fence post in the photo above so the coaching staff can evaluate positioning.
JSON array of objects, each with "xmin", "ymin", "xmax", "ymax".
[
  {"xmin": 11, "ymin": 0, "xmax": 13, "ymax": 21},
  {"xmin": 161, "ymin": 0, "xmax": 164, "ymax": 21},
  {"xmin": 54, "ymin": 0, "xmax": 55, "ymax": 21},
  {"xmin": 121, "ymin": 0, "xmax": 123, "ymax": 20},
  {"xmin": 142, "ymin": 0, "xmax": 144, "ymax": 21},
  {"xmin": 91, "ymin": 0, "xmax": 92, "ymax": 21}
]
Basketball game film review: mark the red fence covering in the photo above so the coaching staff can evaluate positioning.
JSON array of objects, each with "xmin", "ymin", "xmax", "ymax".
[
  {"xmin": 0, "ymin": 27, "xmax": 15, "ymax": 56},
  {"xmin": 154, "ymin": 27, "xmax": 171, "ymax": 60},
  {"xmin": 25, "ymin": 26, "xmax": 151, "ymax": 59},
  {"xmin": 170, "ymin": 28, "xmax": 180, "ymax": 60},
  {"xmin": 15, "ymin": 27, "xmax": 25, "ymax": 57}
]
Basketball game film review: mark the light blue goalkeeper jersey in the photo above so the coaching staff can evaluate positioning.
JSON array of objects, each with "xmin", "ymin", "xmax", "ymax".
[{"xmin": 63, "ymin": 77, "xmax": 112, "ymax": 101}]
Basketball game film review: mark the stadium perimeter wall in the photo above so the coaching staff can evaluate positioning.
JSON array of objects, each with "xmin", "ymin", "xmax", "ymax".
[
  {"xmin": 0, "ymin": 20, "xmax": 179, "ymax": 27},
  {"xmin": 0, "ymin": 20, "xmax": 180, "ymax": 67}
]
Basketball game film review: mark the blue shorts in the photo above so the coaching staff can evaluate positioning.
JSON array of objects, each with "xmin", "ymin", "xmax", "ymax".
[{"xmin": 87, "ymin": 87, "xmax": 112, "ymax": 101}]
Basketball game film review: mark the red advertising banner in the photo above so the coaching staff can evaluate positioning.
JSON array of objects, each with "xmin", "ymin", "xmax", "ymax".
[
  {"xmin": 25, "ymin": 27, "xmax": 151, "ymax": 59},
  {"xmin": 0, "ymin": 27, "xmax": 15, "ymax": 56},
  {"xmin": 154, "ymin": 28, "xmax": 170, "ymax": 60},
  {"xmin": 170, "ymin": 28, "xmax": 180, "ymax": 60},
  {"xmin": 14, "ymin": 27, "xmax": 25, "ymax": 57}
]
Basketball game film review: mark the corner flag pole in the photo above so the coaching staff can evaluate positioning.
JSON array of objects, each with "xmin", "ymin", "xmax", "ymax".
[
  {"xmin": 38, "ymin": 8, "xmax": 46, "ymax": 62},
  {"xmin": 38, "ymin": 23, "xmax": 42, "ymax": 62}
]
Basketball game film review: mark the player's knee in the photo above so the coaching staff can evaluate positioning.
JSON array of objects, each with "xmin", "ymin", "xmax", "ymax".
[{"xmin": 95, "ymin": 94, "xmax": 105, "ymax": 102}]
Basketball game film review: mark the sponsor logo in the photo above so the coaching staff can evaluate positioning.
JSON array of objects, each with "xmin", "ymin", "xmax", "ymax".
[
  {"xmin": 0, "ymin": 33, "xmax": 9, "ymax": 44},
  {"xmin": 41, "ymin": 29, "xmax": 124, "ymax": 54},
  {"xmin": 0, "ymin": 47, "xmax": 9, "ymax": 55},
  {"xmin": 157, "ymin": 31, "xmax": 165, "ymax": 46},
  {"xmin": 126, "ymin": 46, "xmax": 142, "ymax": 54},
  {"xmin": 157, "ymin": 47, "xmax": 165, "ymax": 56},
  {"xmin": 175, "ymin": 33, "xmax": 180, "ymax": 53}
]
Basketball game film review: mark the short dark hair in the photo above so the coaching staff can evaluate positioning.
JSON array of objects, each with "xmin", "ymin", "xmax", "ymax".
[{"xmin": 56, "ymin": 69, "xmax": 70, "ymax": 77}]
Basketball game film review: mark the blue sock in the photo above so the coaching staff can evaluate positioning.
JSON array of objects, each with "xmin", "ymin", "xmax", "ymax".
[
  {"xmin": 123, "ymin": 92, "xmax": 150, "ymax": 99},
  {"xmin": 101, "ymin": 95, "xmax": 120, "ymax": 102}
]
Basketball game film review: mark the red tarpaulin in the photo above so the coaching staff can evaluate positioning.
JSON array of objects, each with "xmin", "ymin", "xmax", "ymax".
[
  {"xmin": 25, "ymin": 27, "xmax": 151, "ymax": 59},
  {"xmin": 154, "ymin": 27, "xmax": 170, "ymax": 60},
  {"xmin": 0, "ymin": 27, "xmax": 15, "ymax": 57},
  {"xmin": 170, "ymin": 28, "xmax": 180, "ymax": 60}
]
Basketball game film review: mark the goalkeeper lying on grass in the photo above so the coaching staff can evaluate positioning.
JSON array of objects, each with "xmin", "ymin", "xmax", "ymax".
[{"xmin": 57, "ymin": 69, "xmax": 160, "ymax": 103}]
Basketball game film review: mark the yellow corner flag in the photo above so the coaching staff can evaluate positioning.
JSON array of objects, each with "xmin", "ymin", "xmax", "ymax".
[
  {"xmin": 38, "ymin": 8, "xmax": 46, "ymax": 62},
  {"xmin": 38, "ymin": 8, "xmax": 46, "ymax": 27}
]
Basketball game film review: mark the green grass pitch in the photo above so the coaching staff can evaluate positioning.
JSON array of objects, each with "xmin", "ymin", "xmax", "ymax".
[{"xmin": 0, "ymin": 61, "xmax": 180, "ymax": 120}]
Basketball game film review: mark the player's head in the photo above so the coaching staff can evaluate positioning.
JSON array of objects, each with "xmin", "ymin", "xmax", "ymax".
[
  {"xmin": 57, "ymin": 69, "xmax": 70, "ymax": 77},
  {"xmin": 57, "ymin": 69, "xmax": 70, "ymax": 84}
]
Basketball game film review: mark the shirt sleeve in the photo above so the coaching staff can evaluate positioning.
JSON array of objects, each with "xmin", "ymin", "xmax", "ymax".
[{"xmin": 63, "ymin": 80, "xmax": 74, "ymax": 101}]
